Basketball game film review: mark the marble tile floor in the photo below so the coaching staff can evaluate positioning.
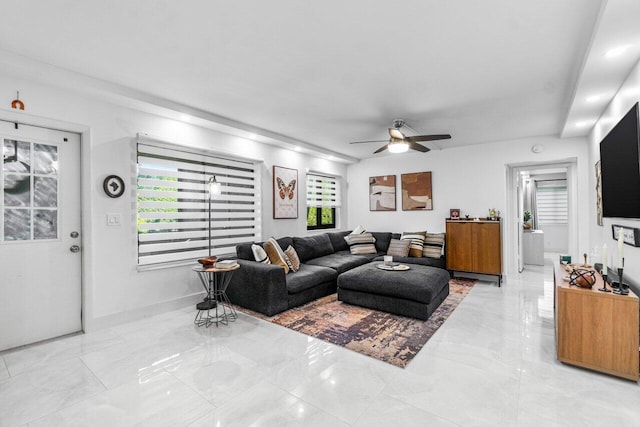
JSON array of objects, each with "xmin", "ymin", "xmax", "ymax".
[{"xmin": 1, "ymin": 258, "xmax": 639, "ymax": 426}]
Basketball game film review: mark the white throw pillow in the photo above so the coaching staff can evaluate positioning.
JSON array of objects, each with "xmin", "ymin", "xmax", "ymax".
[
  {"xmin": 352, "ymin": 224, "xmax": 367, "ymax": 235},
  {"xmin": 251, "ymin": 243, "xmax": 271, "ymax": 264}
]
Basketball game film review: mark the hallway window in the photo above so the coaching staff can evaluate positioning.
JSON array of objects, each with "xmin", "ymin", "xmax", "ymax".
[
  {"xmin": 535, "ymin": 180, "xmax": 568, "ymax": 225},
  {"xmin": 136, "ymin": 140, "xmax": 261, "ymax": 266},
  {"xmin": 306, "ymin": 173, "xmax": 340, "ymax": 230}
]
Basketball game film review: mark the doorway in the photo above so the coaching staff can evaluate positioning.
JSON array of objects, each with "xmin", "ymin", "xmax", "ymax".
[
  {"xmin": 0, "ymin": 120, "xmax": 82, "ymax": 351},
  {"xmin": 505, "ymin": 160, "xmax": 578, "ymax": 274}
]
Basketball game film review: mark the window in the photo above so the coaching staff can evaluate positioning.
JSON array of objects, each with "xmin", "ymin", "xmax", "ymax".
[
  {"xmin": 306, "ymin": 173, "xmax": 340, "ymax": 230},
  {"xmin": 2, "ymin": 139, "xmax": 59, "ymax": 241},
  {"xmin": 535, "ymin": 180, "xmax": 568, "ymax": 225},
  {"xmin": 136, "ymin": 139, "xmax": 261, "ymax": 266}
]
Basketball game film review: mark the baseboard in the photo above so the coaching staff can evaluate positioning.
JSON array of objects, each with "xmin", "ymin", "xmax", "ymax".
[{"xmin": 84, "ymin": 293, "xmax": 204, "ymax": 332}]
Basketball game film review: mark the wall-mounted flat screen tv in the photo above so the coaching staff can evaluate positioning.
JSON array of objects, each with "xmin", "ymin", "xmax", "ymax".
[{"xmin": 599, "ymin": 102, "xmax": 640, "ymax": 219}]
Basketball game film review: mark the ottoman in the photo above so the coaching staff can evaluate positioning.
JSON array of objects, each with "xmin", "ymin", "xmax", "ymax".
[{"xmin": 337, "ymin": 263, "xmax": 450, "ymax": 320}]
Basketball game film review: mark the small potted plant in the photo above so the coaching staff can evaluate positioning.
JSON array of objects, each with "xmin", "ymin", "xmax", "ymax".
[{"xmin": 523, "ymin": 210, "xmax": 532, "ymax": 229}]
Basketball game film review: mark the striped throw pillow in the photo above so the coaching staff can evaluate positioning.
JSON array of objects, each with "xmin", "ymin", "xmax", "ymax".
[
  {"xmin": 284, "ymin": 245, "xmax": 300, "ymax": 272},
  {"xmin": 401, "ymin": 231, "xmax": 426, "ymax": 257},
  {"xmin": 387, "ymin": 239, "xmax": 410, "ymax": 257},
  {"xmin": 423, "ymin": 233, "xmax": 445, "ymax": 258},
  {"xmin": 344, "ymin": 232, "xmax": 377, "ymax": 255},
  {"xmin": 251, "ymin": 244, "xmax": 271, "ymax": 264}
]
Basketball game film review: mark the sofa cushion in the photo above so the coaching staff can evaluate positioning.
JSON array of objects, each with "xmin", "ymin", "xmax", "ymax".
[
  {"xmin": 292, "ymin": 234, "xmax": 335, "ymax": 262},
  {"xmin": 401, "ymin": 231, "xmax": 426, "ymax": 257},
  {"xmin": 387, "ymin": 239, "xmax": 410, "ymax": 257},
  {"xmin": 327, "ymin": 230, "xmax": 351, "ymax": 252},
  {"xmin": 338, "ymin": 263, "xmax": 450, "ymax": 305},
  {"xmin": 306, "ymin": 252, "xmax": 371, "ymax": 274},
  {"xmin": 236, "ymin": 243, "xmax": 255, "ymax": 260},
  {"xmin": 276, "ymin": 237, "xmax": 294, "ymax": 252},
  {"xmin": 371, "ymin": 232, "xmax": 392, "ymax": 253},
  {"xmin": 286, "ymin": 264, "xmax": 338, "ymax": 294},
  {"xmin": 344, "ymin": 232, "xmax": 377, "ymax": 255},
  {"xmin": 264, "ymin": 237, "xmax": 290, "ymax": 274},
  {"xmin": 423, "ymin": 233, "xmax": 445, "ymax": 258}
]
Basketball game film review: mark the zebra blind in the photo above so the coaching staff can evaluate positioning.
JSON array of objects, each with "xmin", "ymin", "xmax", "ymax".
[
  {"xmin": 137, "ymin": 141, "xmax": 261, "ymax": 266},
  {"xmin": 306, "ymin": 173, "xmax": 341, "ymax": 207},
  {"xmin": 536, "ymin": 180, "xmax": 568, "ymax": 225}
]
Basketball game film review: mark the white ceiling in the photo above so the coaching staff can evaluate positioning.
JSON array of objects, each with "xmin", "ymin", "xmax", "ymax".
[{"xmin": 1, "ymin": 1, "xmax": 638, "ymax": 161}]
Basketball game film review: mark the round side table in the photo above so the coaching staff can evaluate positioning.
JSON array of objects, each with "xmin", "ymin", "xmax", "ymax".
[{"xmin": 192, "ymin": 264, "xmax": 239, "ymax": 327}]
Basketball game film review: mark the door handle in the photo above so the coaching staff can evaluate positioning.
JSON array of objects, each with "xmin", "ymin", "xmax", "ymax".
[{"xmin": 70, "ymin": 245, "xmax": 80, "ymax": 253}]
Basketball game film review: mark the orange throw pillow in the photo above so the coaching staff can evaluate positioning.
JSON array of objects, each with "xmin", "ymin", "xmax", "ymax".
[{"xmin": 263, "ymin": 237, "xmax": 290, "ymax": 274}]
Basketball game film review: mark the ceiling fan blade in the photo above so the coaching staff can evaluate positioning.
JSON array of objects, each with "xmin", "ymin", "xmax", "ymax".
[
  {"xmin": 349, "ymin": 139, "xmax": 389, "ymax": 144},
  {"xmin": 388, "ymin": 128, "xmax": 405, "ymax": 140},
  {"xmin": 373, "ymin": 145, "xmax": 388, "ymax": 154},
  {"xmin": 405, "ymin": 134, "xmax": 452, "ymax": 143},
  {"xmin": 408, "ymin": 141, "xmax": 430, "ymax": 153}
]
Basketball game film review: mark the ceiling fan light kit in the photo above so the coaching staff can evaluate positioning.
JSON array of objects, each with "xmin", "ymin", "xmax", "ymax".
[
  {"xmin": 349, "ymin": 119, "xmax": 451, "ymax": 154},
  {"xmin": 388, "ymin": 139, "xmax": 409, "ymax": 153}
]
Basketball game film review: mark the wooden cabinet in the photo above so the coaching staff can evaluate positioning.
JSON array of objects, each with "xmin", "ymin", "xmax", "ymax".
[
  {"xmin": 553, "ymin": 262, "xmax": 639, "ymax": 381},
  {"xmin": 445, "ymin": 219, "xmax": 502, "ymax": 285}
]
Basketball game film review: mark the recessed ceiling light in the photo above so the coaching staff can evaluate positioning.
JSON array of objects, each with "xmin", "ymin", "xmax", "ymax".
[
  {"xmin": 576, "ymin": 121, "xmax": 592, "ymax": 128},
  {"xmin": 179, "ymin": 114, "xmax": 191, "ymax": 122},
  {"xmin": 294, "ymin": 146, "xmax": 302, "ymax": 152},
  {"xmin": 586, "ymin": 95, "xmax": 601, "ymax": 103},
  {"xmin": 605, "ymin": 45, "xmax": 631, "ymax": 58}
]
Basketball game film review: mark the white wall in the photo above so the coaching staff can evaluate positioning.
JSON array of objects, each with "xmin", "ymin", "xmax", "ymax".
[
  {"xmin": 539, "ymin": 224, "xmax": 568, "ymax": 252},
  {"xmin": 588, "ymin": 57, "xmax": 640, "ymax": 290},
  {"xmin": 347, "ymin": 135, "xmax": 590, "ymax": 272},
  {"xmin": 0, "ymin": 73, "xmax": 347, "ymax": 330}
]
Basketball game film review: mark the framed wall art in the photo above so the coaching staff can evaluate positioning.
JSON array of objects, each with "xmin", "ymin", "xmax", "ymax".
[
  {"xmin": 595, "ymin": 160, "xmax": 603, "ymax": 226},
  {"xmin": 611, "ymin": 224, "xmax": 640, "ymax": 247},
  {"xmin": 273, "ymin": 165, "xmax": 298, "ymax": 219},
  {"xmin": 401, "ymin": 171, "xmax": 433, "ymax": 211},
  {"xmin": 369, "ymin": 175, "xmax": 396, "ymax": 211}
]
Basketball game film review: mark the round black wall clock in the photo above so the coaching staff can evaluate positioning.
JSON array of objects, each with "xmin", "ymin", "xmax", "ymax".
[{"xmin": 103, "ymin": 175, "xmax": 125, "ymax": 198}]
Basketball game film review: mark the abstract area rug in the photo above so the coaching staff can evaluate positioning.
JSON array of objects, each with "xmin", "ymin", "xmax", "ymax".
[{"xmin": 240, "ymin": 278, "xmax": 476, "ymax": 368}]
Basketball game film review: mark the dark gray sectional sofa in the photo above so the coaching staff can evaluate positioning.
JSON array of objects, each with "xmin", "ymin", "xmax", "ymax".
[{"xmin": 227, "ymin": 231, "xmax": 446, "ymax": 317}]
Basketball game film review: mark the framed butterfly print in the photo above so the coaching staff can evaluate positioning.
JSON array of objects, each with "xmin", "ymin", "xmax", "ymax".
[{"xmin": 273, "ymin": 165, "xmax": 298, "ymax": 219}]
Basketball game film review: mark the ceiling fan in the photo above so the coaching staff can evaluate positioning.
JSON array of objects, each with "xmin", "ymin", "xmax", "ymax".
[{"xmin": 350, "ymin": 119, "xmax": 451, "ymax": 154}]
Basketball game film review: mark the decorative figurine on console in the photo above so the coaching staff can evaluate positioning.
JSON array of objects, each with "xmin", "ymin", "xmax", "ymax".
[
  {"xmin": 612, "ymin": 258, "xmax": 629, "ymax": 296},
  {"xmin": 569, "ymin": 268, "xmax": 597, "ymax": 289},
  {"xmin": 612, "ymin": 230, "xmax": 629, "ymax": 295},
  {"xmin": 598, "ymin": 243, "xmax": 611, "ymax": 292}
]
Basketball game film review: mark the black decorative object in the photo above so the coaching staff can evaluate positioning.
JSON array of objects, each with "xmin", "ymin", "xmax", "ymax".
[
  {"xmin": 103, "ymin": 175, "xmax": 125, "ymax": 198},
  {"xmin": 611, "ymin": 225, "xmax": 640, "ymax": 247},
  {"xmin": 598, "ymin": 273, "xmax": 611, "ymax": 293},
  {"xmin": 569, "ymin": 268, "xmax": 596, "ymax": 289},
  {"xmin": 612, "ymin": 261, "xmax": 630, "ymax": 296}
]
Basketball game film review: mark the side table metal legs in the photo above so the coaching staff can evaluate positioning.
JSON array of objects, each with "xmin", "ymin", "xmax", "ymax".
[
  {"xmin": 194, "ymin": 298, "xmax": 217, "ymax": 327},
  {"xmin": 193, "ymin": 267, "xmax": 238, "ymax": 327}
]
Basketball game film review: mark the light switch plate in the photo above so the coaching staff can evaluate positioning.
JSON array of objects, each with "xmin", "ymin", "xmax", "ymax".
[{"xmin": 106, "ymin": 213, "xmax": 122, "ymax": 226}]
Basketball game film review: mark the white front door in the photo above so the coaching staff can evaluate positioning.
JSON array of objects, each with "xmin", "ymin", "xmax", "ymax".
[{"xmin": 0, "ymin": 120, "xmax": 82, "ymax": 351}]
